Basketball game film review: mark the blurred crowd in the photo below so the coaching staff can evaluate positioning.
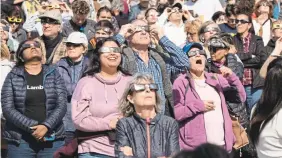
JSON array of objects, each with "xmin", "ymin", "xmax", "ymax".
[{"xmin": 1, "ymin": 0, "xmax": 282, "ymax": 158}]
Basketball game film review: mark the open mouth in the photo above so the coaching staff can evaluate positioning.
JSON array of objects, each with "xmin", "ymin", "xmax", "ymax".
[
  {"xmin": 196, "ymin": 59, "xmax": 202, "ymax": 65},
  {"xmin": 108, "ymin": 56, "xmax": 118, "ymax": 60}
]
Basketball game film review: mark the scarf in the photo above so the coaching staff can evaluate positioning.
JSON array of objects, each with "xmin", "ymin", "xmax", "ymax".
[{"xmin": 42, "ymin": 33, "xmax": 63, "ymax": 61}]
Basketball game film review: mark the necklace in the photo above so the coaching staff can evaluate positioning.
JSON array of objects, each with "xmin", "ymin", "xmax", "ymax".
[{"xmin": 194, "ymin": 79, "xmax": 207, "ymax": 88}]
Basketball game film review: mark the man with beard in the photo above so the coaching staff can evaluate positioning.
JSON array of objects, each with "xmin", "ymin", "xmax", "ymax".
[{"xmin": 1, "ymin": 39, "xmax": 67, "ymax": 157}]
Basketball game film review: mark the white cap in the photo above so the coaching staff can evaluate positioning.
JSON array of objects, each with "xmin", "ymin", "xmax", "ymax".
[{"xmin": 65, "ymin": 32, "xmax": 88, "ymax": 46}]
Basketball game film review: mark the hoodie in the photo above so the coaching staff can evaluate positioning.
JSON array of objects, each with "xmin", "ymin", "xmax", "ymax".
[{"xmin": 71, "ymin": 72, "xmax": 131, "ymax": 156}]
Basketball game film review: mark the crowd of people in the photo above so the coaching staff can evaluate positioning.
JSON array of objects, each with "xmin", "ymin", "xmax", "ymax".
[{"xmin": 1, "ymin": 0, "xmax": 282, "ymax": 158}]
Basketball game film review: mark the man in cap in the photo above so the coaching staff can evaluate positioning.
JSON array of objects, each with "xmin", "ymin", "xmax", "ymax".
[
  {"xmin": 39, "ymin": 9, "xmax": 67, "ymax": 64},
  {"xmin": 163, "ymin": 2, "xmax": 188, "ymax": 47}
]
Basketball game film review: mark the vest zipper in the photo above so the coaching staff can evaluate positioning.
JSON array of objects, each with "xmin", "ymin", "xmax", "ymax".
[{"xmin": 146, "ymin": 118, "xmax": 151, "ymax": 158}]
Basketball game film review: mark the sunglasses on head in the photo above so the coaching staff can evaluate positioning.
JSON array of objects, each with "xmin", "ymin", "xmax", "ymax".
[
  {"xmin": 66, "ymin": 43, "xmax": 82, "ymax": 48},
  {"xmin": 235, "ymin": 19, "xmax": 249, "ymax": 24},
  {"xmin": 132, "ymin": 83, "xmax": 158, "ymax": 92},
  {"xmin": 208, "ymin": 38, "xmax": 229, "ymax": 54},
  {"xmin": 272, "ymin": 24, "xmax": 282, "ymax": 30},
  {"xmin": 22, "ymin": 41, "xmax": 41, "ymax": 50},
  {"xmin": 41, "ymin": 18, "xmax": 60, "ymax": 25},
  {"xmin": 187, "ymin": 50, "xmax": 206, "ymax": 58},
  {"xmin": 8, "ymin": 17, "xmax": 22, "ymax": 23},
  {"xmin": 98, "ymin": 47, "xmax": 121, "ymax": 54}
]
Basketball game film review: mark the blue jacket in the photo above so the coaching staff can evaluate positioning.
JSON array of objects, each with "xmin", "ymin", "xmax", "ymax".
[
  {"xmin": 1, "ymin": 65, "xmax": 67, "ymax": 144},
  {"xmin": 56, "ymin": 56, "xmax": 89, "ymax": 101},
  {"xmin": 56, "ymin": 56, "xmax": 89, "ymax": 132}
]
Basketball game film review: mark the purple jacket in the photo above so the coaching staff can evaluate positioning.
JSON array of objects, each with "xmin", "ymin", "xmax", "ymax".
[{"xmin": 173, "ymin": 72, "xmax": 246, "ymax": 152}]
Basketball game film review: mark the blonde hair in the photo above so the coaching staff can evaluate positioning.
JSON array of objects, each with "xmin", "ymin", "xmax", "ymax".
[
  {"xmin": 118, "ymin": 73, "xmax": 161, "ymax": 117},
  {"xmin": 1, "ymin": 43, "xmax": 10, "ymax": 60},
  {"xmin": 185, "ymin": 19, "xmax": 202, "ymax": 34}
]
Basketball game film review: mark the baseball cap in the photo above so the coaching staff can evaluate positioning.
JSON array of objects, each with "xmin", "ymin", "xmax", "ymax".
[
  {"xmin": 171, "ymin": 2, "xmax": 182, "ymax": 10},
  {"xmin": 65, "ymin": 32, "xmax": 88, "ymax": 46},
  {"xmin": 39, "ymin": 10, "xmax": 62, "ymax": 24},
  {"xmin": 183, "ymin": 43, "xmax": 203, "ymax": 54}
]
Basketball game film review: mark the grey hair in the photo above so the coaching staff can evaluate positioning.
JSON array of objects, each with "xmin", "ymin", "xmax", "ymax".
[
  {"xmin": 118, "ymin": 73, "xmax": 161, "ymax": 117},
  {"xmin": 198, "ymin": 20, "xmax": 220, "ymax": 43}
]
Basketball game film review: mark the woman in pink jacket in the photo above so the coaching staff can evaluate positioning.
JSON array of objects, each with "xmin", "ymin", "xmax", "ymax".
[
  {"xmin": 173, "ymin": 43, "xmax": 246, "ymax": 152},
  {"xmin": 71, "ymin": 37, "xmax": 131, "ymax": 158}
]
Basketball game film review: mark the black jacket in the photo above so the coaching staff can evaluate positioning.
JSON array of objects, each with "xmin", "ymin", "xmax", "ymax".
[
  {"xmin": 265, "ymin": 38, "xmax": 276, "ymax": 56},
  {"xmin": 208, "ymin": 54, "xmax": 244, "ymax": 79},
  {"xmin": 207, "ymin": 54, "xmax": 248, "ymax": 126},
  {"xmin": 233, "ymin": 34, "xmax": 267, "ymax": 88},
  {"xmin": 115, "ymin": 113, "xmax": 180, "ymax": 158},
  {"xmin": 1, "ymin": 65, "xmax": 67, "ymax": 144}
]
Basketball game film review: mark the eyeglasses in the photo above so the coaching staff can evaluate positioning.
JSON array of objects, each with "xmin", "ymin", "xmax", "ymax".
[
  {"xmin": 95, "ymin": 27, "xmax": 112, "ymax": 34},
  {"xmin": 187, "ymin": 32, "xmax": 197, "ymax": 37},
  {"xmin": 259, "ymin": 2, "xmax": 270, "ymax": 7},
  {"xmin": 187, "ymin": 50, "xmax": 206, "ymax": 58},
  {"xmin": 167, "ymin": 8, "xmax": 183, "ymax": 13},
  {"xmin": 272, "ymin": 24, "xmax": 282, "ymax": 30},
  {"xmin": 98, "ymin": 47, "xmax": 121, "ymax": 54},
  {"xmin": 41, "ymin": 18, "xmax": 60, "ymax": 25},
  {"xmin": 22, "ymin": 41, "xmax": 41, "ymax": 50},
  {"xmin": 132, "ymin": 83, "xmax": 158, "ymax": 92},
  {"xmin": 66, "ymin": 43, "xmax": 82, "ymax": 48},
  {"xmin": 7, "ymin": 17, "xmax": 22, "ymax": 24},
  {"xmin": 204, "ymin": 27, "xmax": 220, "ymax": 33},
  {"xmin": 235, "ymin": 19, "xmax": 249, "ymax": 24},
  {"xmin": 146, "ymin": 13, "xmax": 159, "ymax": 18},
  {"xmin": 134, "ymin": 25, "xmax": 150, "ymax": 33}
]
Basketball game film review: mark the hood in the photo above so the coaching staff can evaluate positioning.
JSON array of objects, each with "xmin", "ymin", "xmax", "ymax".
[{"xmin": 94, "ymin": 72, "xmax": 124, "ymax": 104}]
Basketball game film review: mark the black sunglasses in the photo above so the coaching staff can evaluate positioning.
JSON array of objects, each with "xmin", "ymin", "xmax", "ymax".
[
  {"xmin": 132, "ymin": 84, "xmax": 158, "ymax": 92},
  {"xmin": 66, "ymin": 43, "xmax": 82, "ymax": 48},
  {"xmin": 22, "ymin": 41, "xmax": 41, "ymax": 50},
  {"xmin": 41, "ymin": 18, "xmax": 60, "ymax": 25},
  {"xmin": 235, "ymin": 19, "xmax": 249, "ymax": 24},
  {"xmin": 187, "ymin": 50, "xmax": 206, "ymax": 58}
]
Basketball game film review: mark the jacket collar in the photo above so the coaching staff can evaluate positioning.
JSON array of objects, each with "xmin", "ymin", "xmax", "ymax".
[
  {"xmin": 133, "ymin": 113, "xmax": 161, "ymax": 125},
  {"xmin": 186, "ymin": 71, "xmax": 219, "ymax": 90},
  {"xmin": 11, "ymin": 64, "xmax": 56, "ymax": 77}
]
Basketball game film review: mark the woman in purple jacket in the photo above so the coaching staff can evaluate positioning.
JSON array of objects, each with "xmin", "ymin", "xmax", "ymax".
[{"xmin": 173, "ymin": 43, "xmax": 246, "ymax": 152}]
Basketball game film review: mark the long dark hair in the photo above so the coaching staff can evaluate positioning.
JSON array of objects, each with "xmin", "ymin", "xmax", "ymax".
[
  {"xmin": 250, "ymin": 57, "xmax": 282, "ymax": 144},
  {"xmin": 83, "ymin": 37, "xmax": 130, "ymax": 76}
]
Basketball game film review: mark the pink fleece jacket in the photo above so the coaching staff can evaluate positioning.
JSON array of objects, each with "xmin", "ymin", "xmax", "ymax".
[
  {"xmin": 71, "ymin": 73, "xmax": 131, "ymax": 156},
  {"xmin": 173, "ymin": 72, "xmax": 246, "ymax": 152}
]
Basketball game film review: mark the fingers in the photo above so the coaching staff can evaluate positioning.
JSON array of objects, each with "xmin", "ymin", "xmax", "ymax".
[{"xmin": 30, "ymin": 126, "xmax": 38, "ymax": 130}]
